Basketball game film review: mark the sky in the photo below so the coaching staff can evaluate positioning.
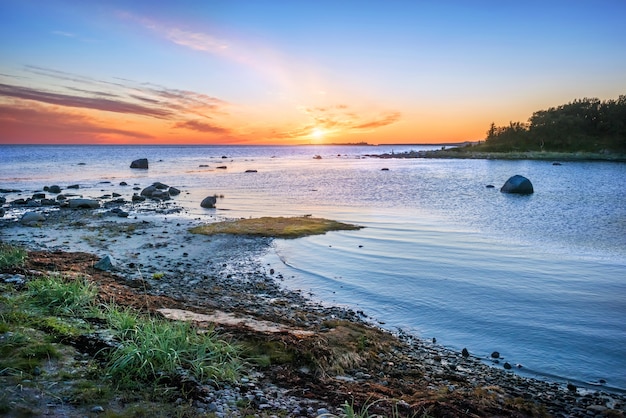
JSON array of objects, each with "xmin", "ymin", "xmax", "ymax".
[{"xmin": 1, "ymin": 0, "xmax": 625, "ymax": 145}]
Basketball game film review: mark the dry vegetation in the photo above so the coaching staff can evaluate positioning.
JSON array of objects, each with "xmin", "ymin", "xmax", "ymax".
[{"xmin": 189, "ymin": 216, "xmax": 363, "ymax": 239}]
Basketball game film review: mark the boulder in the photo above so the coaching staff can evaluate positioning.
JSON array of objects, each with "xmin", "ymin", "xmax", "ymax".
[
  {"xmin": 20, "ymin": 212, "xmax": 46, "ymax": 226},
  {"xmin": 168, "ymin": 186, "xmax": 181, "ymax": 196},
  {"xmin": 140, "ymin": 185, "xmax": 157, "ymax": 197},
  {"xmin": 132, "ymin": 194, "xmax": 146, "ymax": 202},
  {"xmin": 201, "ymin": 196, "xmax": 217, "ymax": 208},
  {"xmin": 153, "ymin": 182, "xmax": 169, "ymax": 190},
  {"xmin": 94, "ymin": 254, "xmax": 116, "ymax": 271},
  {"xmin": 68, "ymin": 198, "xmax": 100, "ymax": 209},
  {"xmin": 32, "ymin": 193, "xmax": 46, "ymax": 199},
  {"xmin": 150, "ymin": 190, "xmax": 170, "ymax": 200},
  {"xmin": 500, "ymin": 175, "xmax": 533, "ymax": 195},
  {"xmin": 48, "ymin": 185, "xmax": 62, "ymax": 194},
  {"xmin": 130, "ymin": 158, "xmax": 149, "ymax": 169}
]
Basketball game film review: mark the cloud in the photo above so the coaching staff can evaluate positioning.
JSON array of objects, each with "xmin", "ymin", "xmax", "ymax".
[
  {"xmin": 2, "ymin": 66, "xmax": 229, "ymax": 122},
  {"xmin": 277, "ymin": 105, "xmax": 402, "ymax": 139},
  {"xmin": 173, "ymin": 119, "xmax": 230, "ymax": 134},
  {"xmin": 0, "ymin": 104, "xmax": 153, "ymax": 143},
  {"xmin": 165, "ymin": 28, "xmax": 229, "ymax": 53},
  {"xmin": 352, "ymin": 112, "xmax": 402, "ymax": 130},
  {"xmin": 0, "ymin": 83, "xmax": 173, "ymax": 118}
]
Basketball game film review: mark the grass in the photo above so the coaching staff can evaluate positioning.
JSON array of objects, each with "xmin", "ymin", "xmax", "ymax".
[
  {"xmin": 0, "ymin": 243, "xmax": 27, "ymax": 269},
  {"xmin": 103, "ymin": 305, "xmax": 242, "ymax": 389},
  {"xmin": 0, "ymin": 252, "xmax": 243, "ymax": 415},
  {"xmin": 189, "ymin": 215, "xmax": 363, "ymax": 239}
]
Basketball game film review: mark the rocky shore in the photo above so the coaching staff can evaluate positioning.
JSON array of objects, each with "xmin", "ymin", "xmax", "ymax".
[{"xmin": 1, "ymin": 181, "xmax": 625, "ymax": 417}]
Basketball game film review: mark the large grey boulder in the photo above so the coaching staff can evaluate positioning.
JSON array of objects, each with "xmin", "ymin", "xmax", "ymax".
[
  {"xmin": 200, "ymin": 196, "xmax": 217, "ymax": 208},
  {"xmin": 130, "ymin": 158, "xmax": 149, "ymax": 169},
  {"xmin": 500, "ymin": 175, "xmax": 534, "ymax": 195},
  {"xmin": 20, "ymin": 212, "xmax": 46, "ymax": 226},
  {"xmin": 68, "ymin": 198, "xmax": 101, "ymax": 209}
]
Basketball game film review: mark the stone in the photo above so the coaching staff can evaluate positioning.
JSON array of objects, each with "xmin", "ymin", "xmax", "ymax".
[
  {"xmin": 461, "ymin": 348, "xmax": 469, "ymax": 357},
  {"xmin": 20, "ymin": 212, "xmax": 46, "ymax": 226},
  {"xmin": 245, "ymin": 169, "xmax": 258, "ymax": 173},
  {"xmin": 500, "ymin": 175, "xmax": 533, "ymax": 194},
  {"xmin": 140, "ymin": 185, "xmax": 157, "ymax": 197},
  {"xmin": 130, "ymin": 158, "xmax": 149, "ymax": 169},
  {"xmin": 32, "ymin": 193, "xmax": 46, "ymax": 199},
  {"xmin": 0, "ymin": 208, "xmax": 4, "ymax": 217},
  {"xmin": 94, "ymin": 255, "xmax": 116, "ymax": 271},
  {"xmin": 67, "ymin": 184, "xmax": 80, "ymax": 189},
  {"xmin": 48, "ymin": 185, "xmax": 62, "ymax": 193},
  {"xmin": 68, "ymin": 198, "xmax": 100, "ymax": 209},
  {"xmin": 132, "ymin": 194, "xmax": 146, "ymax": 202},
  {"xmin": 119, "ymin": 181, "xmax": 128, "ymax": 186},
  {"xmin": 201, "ymin": 196, "xmax": 217, "ymax": 208},
  {"xmin": 491, "ymin": 351, "xmax": 500, "ymax": 359},
  {"xmin": 153, "ymin": 182, "xmax": 169, "ymax": 190},
  {"xmin": 0, "ymin": 196, "xmax": 5, "ymax": 205},
  {"xmin": 168, "ymin": 186, "xmax": 181, "ymax": 196}
]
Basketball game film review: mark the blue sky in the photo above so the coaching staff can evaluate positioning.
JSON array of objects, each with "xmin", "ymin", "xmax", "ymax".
[{"xmin": 1, "ymin": 0, "xmax": 625, "ymax": 144}]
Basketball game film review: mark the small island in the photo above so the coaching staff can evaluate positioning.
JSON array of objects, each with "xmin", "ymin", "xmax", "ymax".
[{"xmin": 190, "ymin": 216, "xmax": 363, "ymax": 239}]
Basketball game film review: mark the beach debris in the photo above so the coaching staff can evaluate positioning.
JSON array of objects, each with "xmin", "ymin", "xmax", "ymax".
[
  {"xmin": 201, "ymin": 196, "xmax": 217, "ymax": 208},
  {"xmin": 157, "ymin": 308, "xmax": 314, "ymax": 337},
  {"xmin": 500, "ymin": 175, "xmax": 534, "ymax": 194},
  {"xmin": 20, "ymin": 212, "xmax": 46, "ymax": 226},
  {"xmin": 130, "ymin": 158, "xmax": 149, "ymax": 169}
]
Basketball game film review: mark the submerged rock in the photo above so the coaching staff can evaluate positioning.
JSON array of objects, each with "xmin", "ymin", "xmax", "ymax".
[
  {"xmin": 201, "ymin": 196, "xmax": 217, "ymax": 208},
  {"xmin": 500, "ymin": 175, "xmax": 533, "ymax": 194}
]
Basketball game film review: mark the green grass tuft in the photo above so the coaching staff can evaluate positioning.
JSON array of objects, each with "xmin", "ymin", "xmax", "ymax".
[
  {"xmin": 27, "ymin": 276, "xmax": 97, "ymax": 316},
  {"xmin": 104, "ymin": 307, "xmax": 242, "ymax": 388},
  {"xmin": 0, "ymin": 243, "xmax": 27, "ymax": 269}
]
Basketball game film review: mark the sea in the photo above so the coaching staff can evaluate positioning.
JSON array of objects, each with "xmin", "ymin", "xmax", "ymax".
[{"xmin": 1, "ymin": 144, "xmax": 625, "ymax": 392}]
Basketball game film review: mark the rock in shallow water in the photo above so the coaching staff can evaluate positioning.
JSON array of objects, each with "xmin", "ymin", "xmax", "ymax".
[{"xmin": 500, "ymin": 175, "xmax": 534, "ymax": 194}]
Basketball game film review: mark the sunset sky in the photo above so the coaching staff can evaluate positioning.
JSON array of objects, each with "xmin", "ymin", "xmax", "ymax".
[{"xmin": 1, "ymin": 0, "xmax": 625, "ymax": 145}]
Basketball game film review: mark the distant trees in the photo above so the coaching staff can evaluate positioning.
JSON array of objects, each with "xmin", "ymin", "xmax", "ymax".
[{"xmin": 479, "ymin": 96, "xmax": 626, "ymax": 153}]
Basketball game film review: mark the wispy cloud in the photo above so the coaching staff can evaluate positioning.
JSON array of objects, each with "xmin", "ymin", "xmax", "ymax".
[
  {"xmin": 173, "ymin": 119, "xmax": 230, "ymax": 134},
  {"xmin": 165, "ymin": 28, "xmax": 229, "ymax": 53},
  {"xmin": 0, "ymin": 83, "xmax": 173, "ymax": 118},
  {"xmin": 2, "ymin": 66, "xmax": 229, "ymax": 122},
  {"xmin": 276, "ymin": 105, "xmax": 402, "ymax": 139}
]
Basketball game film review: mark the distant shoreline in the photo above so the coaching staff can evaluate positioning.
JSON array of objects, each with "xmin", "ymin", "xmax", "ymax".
[{"xmin": 372, "ymin": 149, "xmax": 626, "ymax": 162}]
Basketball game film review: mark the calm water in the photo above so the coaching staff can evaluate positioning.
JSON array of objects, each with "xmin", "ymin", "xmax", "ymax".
[{"xmin": 1, "ymin": 145, "xmax": 625, "ymax": 391}]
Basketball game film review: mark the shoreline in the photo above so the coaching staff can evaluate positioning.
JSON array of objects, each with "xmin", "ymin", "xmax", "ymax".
[
  {"xmin": 369, "ymin": 149, "xmax": 626, "ymax": 162},
  {"xmin": 2, "ymin": 185, "xmax": 626, "ymax": 416}
]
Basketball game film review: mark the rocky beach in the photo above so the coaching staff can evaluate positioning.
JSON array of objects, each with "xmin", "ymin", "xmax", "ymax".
[{"xmin": 1, "ymin": 179, "xmax": 625, "ymax": 417}]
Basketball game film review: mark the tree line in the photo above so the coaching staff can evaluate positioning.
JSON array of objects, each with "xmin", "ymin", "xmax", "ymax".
[{"xmin": 477, "ymin": 95, "xmax": 626, "ymax": 153}]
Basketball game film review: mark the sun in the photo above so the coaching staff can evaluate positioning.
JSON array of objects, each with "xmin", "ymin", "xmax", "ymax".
[{"xmin": 311, "ymin": 127, "xmax": 326, "ymax": 141}]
